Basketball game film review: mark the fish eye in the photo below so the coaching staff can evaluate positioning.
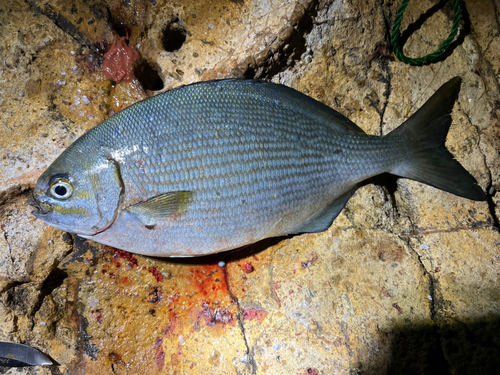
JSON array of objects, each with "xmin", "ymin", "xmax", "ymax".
[{"xmin": 49, "ymin": 178, "xmax": 73, "ymax": 200}]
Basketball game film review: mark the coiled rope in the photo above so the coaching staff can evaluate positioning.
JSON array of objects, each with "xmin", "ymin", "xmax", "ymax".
[{"xmin": 391, "ymin": 0, "xmax": 462, "ymax": 65}]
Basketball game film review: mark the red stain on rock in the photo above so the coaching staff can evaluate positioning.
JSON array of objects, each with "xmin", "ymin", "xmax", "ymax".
[
  {"xmin": 190, "ymin": 265, "xmax": 229, "ymax": 297},
  {"xmin": 162, "ymin": 309, "xmax": 184, "ymax": 337},
  {"xmin": 242, "ymin": 308, "xmax": 268, "ymax": 323},
  {"xmin": 112, "ymin": 249, "xmax": 138, "ymax": 269},
  {"xmin": 243, "ymin": 262, "xmax": 254, "ymax": 273},
  {"xmin": 272, "ymin": 282, "xmax": 282, "ymax": 307},
  {"xmin": 113, "ymin": 250, "xmax": 139, "ymax": 268},
  {"xmin": 148, "ymin": 266, "xmax": 164, "ymax": 282},
  {"xmin": 200, "ymin": 302, "xmax": 233, "ymax": 326},
  {"xmin": 109, "ymin": 352, "xmax": 124, "ymax": 364},
  {"xmin": 103, "ymin": 36, "xmax": 140, "ymax": 83},
  {"xmin": 154, "ymin": 337, "xmax": 165, "ymax": 371},
  {"xmin": 373, "ymin": 242, "xmax": 404, "ymax": 262},
  {"xmin": 91, "ymin": 310, "xmax": 103, "ymax": 324}
]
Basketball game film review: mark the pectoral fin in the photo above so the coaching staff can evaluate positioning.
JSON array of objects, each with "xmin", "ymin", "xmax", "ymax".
[
  {"xmin": 123, "ymin": 191, "xmax": 193, "ymax": 227},
  {"xmin": 292, "ymin": 187, "xmax": 356, "ymax": 234}
]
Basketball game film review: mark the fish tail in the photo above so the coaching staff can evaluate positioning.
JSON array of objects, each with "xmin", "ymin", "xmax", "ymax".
[{"xmin": 387, "ymin": 77, "xmax": 486, "ymax": 201}]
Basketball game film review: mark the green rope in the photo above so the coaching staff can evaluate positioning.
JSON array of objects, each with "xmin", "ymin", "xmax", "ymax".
[{"xmin": 391, "ymin": 0, "xmax": 462, "ymax": 65}]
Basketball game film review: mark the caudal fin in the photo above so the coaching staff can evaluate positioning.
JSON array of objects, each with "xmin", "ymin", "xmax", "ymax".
[{"xmin": 388, "ymin": 77, "xmax": 486, "ymax": 201}]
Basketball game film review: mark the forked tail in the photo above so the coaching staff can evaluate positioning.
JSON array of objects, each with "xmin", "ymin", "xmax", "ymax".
[{"xmin": 387, "ymin": 77, "xmax": 486, "ymax": 201}]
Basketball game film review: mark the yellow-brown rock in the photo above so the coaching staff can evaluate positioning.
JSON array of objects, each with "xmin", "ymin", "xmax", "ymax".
[{"xmin": 0, "ymin": 0, "xmax": 499, "ymax": 374}]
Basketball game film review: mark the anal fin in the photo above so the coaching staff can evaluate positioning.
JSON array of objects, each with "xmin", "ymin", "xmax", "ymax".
[{"xmin": 292, "ymin": 187, "xmax": 356, "ymax": 234}]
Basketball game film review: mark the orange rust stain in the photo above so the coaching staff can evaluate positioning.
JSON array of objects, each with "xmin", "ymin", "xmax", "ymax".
[
  {"xmin": 167, "ymin": 293, "xmax": 180, "ymax": 304},
  {"xmin": 171, "ymin": 350, "xmax": 182, "ymax": 367},
  {"xmin": 189, "ymin": 265, "xmax": 229, "ymax": 298},
  {"xmin": 161, "ymin": 307, "xmax": 184, "ymax": 337}
]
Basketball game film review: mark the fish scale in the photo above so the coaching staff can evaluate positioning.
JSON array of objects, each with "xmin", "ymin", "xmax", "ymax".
[
  {"xmin": 30, "ymin": 77, "xmax": 486, "ymax": 257},
  {"xmin": 89, "ymin": 81, "xmax": 381, "ymax": 255}
]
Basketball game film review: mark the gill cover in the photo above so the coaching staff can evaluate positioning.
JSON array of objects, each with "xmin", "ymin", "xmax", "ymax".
[{"xmin": 31, "ymin": 155, "xmax": 124, "ymax": 236}]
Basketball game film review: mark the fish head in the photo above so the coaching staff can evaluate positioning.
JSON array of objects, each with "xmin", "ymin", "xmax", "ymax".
[{"xmin": 29, "ymin": 147, "xmax": 124, "ymax": 236}]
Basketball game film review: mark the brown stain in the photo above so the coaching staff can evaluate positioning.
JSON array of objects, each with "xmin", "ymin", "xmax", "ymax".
[
  {"xmin": 147, "ymin": 266, "xmax": 164, "ymax": 282},
  {"xmin": 242, "ymin": 307, "xmax": 268, "ymax": 324},
  {"xmin": 372, "ymin": 241, "xmax": 405, "ymax": 263},
  {"xmin": 146, "ymin": 286, "xmax": 163, "ymax": 303}
]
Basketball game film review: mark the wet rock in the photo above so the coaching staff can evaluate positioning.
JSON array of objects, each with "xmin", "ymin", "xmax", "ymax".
[{"xmin": 0, "ymin": 0, "xmax": 499, "ymax": 374}]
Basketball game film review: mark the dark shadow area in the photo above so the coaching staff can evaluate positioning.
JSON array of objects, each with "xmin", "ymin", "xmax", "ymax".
[
  {"xmin": 149, "ymin": 236, "xmax": 289, "ymax": 266},
  {"xmin": 395, "ymin": 0, "xmax": 470, "ymax": 66},
  {"xmin": 375, "ymin": 316, "xmax": 500, "ymax": 375},
  {"xmin": 368, "ymin": 173, "xmax": 399, "ymax": 197},
  {"xmin": 244, "ymin": 0, "xmax": 320, "ymax": 79},
  {"xmin": 106, "ymin": 4, "xmax": 132, "ymax": 39},
  {"xmin": 161, "ymin": 17, "xmax": 188, "ymax": 52},
  {"xmin": 134, "ymin": 60, "xmax": 164, "ymax": 91},
  {"xmin": 60, "ymin": 235, "xmax": 102, "ymax": 271},
  {"xmin": 40, "ymin": 267, "xmax": 68, "ymax": 297}
]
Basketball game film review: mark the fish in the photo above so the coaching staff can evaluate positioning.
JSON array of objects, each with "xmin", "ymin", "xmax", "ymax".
[{"xmin": 29, "ymin": 77, "xmax": 486, "ymax": 257}]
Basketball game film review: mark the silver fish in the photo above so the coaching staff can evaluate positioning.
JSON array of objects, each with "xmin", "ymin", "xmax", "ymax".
[{"xmin": 29, "ymin": 77, "xmax": 486, "ymax": 257}]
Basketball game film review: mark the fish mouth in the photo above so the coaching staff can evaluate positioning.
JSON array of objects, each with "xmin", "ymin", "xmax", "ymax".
[{"xmin": 28, "ymin": 192, "xmax": 50, "ymax": 216}]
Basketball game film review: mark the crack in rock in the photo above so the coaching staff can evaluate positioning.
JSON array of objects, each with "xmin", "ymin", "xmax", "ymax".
[
  {"xmin": 236, "ymin": 0, "xmax": 319, "ymax": 79},
  {"xmin": 222, "ymin": 264, "xmax": 258, "ymax": 374},
  {"xmin": 26, "ymin": 0, "xmax": 93, "ymax": 47},
  {"xmin": 0, "ymin": 185, "xmax": 32, "ymax": 207}
]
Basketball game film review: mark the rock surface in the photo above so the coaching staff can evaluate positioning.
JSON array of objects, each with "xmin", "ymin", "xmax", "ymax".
[{"xmin": 0, "ymin": 0, "xmax": 499, "ymax": 374}]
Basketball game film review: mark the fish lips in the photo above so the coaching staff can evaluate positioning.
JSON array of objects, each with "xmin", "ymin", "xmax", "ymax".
[{"xmin": 28, "ymin": 193, "xmax": 50, "ymax": 217}]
